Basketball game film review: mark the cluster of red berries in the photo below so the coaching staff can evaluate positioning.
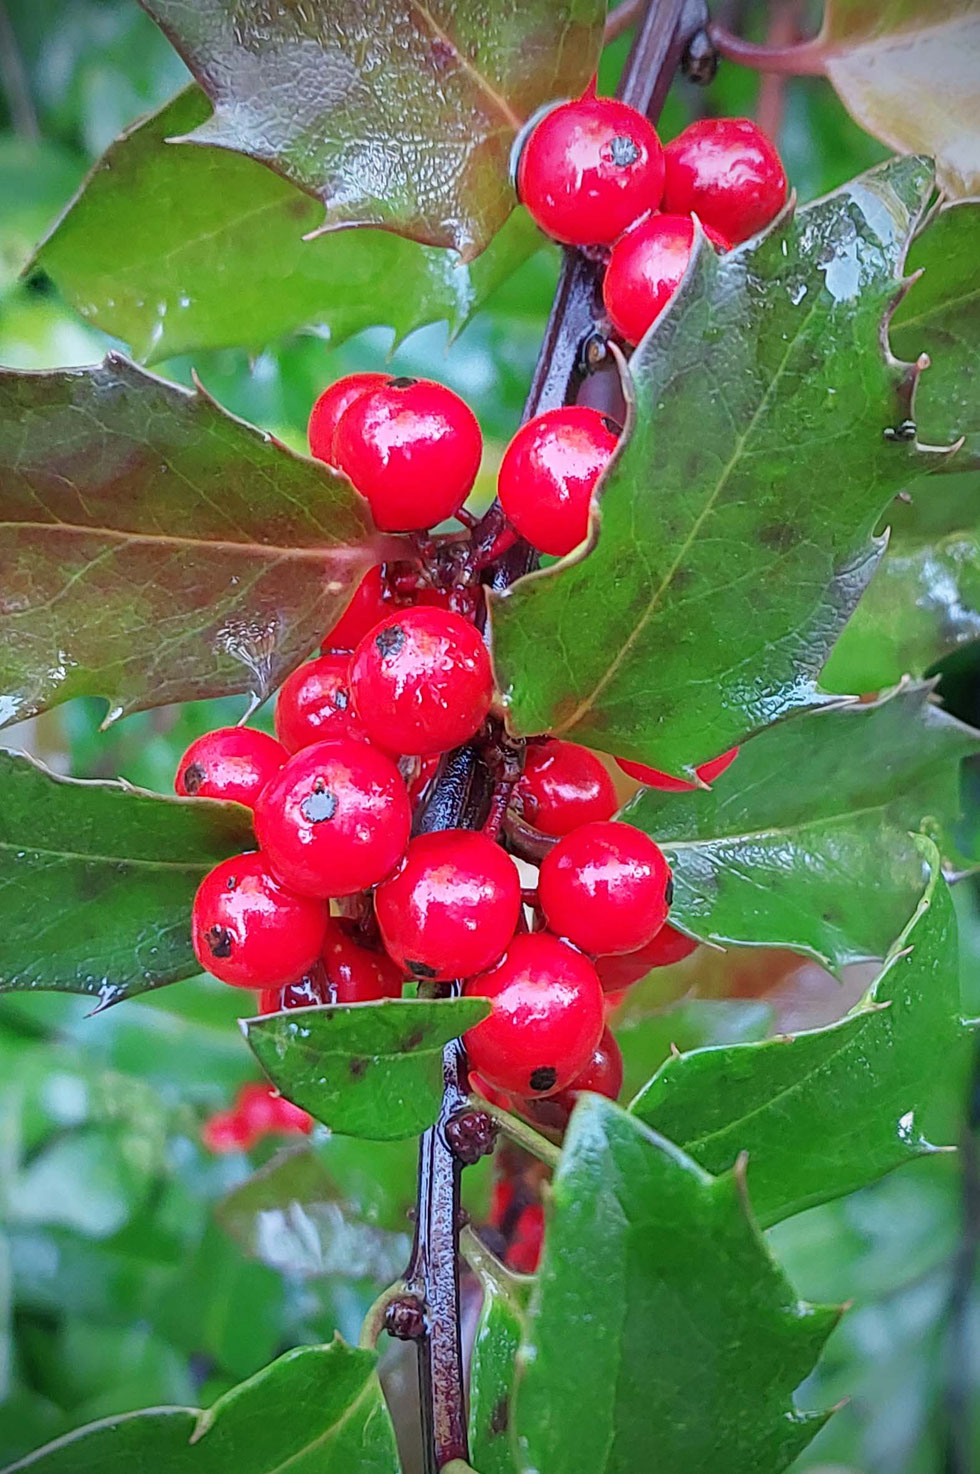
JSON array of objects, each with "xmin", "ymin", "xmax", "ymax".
[
  {"xmin": 202, "ymin": 1080, "xmax": 311, "ymax": 1154},
  {"xmin": 517, "ymin": 90, "xmax": 787, "ymax": 347}
]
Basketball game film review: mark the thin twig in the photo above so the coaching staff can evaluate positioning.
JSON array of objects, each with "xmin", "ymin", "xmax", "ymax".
[
  {"xmin": 707, "ymin": 21, "xmax": 826, "ymax": 75},
  {"xmin": 469, "ymin": 1097, "xmax": 563, "ymax": 1169},
  {"xmin": 605, "ymin": 0, "xmax": 643, "ymax": 42}
]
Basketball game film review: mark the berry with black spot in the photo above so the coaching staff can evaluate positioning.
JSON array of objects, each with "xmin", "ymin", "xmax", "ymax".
[
  {"xmin": 517, "ymin": 94, "xmax": 664, "ymax": 246},
  {"xmin": 254, "ymin": 739, "xmax": 411, "ymax": 897},
  {"xmin": 308, "ymin": 372, "xmax": 389, "ymax": 466},
  {"xmin": 321, "ymin": 565, "xmax": 393, "ymax": 654},
  {"xmin": 175, "ymin": 726, "xmax": 287, "ymax": 809},
  {"xmin": 516, "ymin": 739, "xmax": 618, "ymax": 837},
  {"xmin": 538, "ymin": 820, "xmax": 672, "ymax": 956},
  {"xmin": 616, "ymin": 745, "xmax": 738, "ymax": 792},
  {"xmin": 191, "ymin": 851, "xmax": 328, "ymax": 987},
  {"xmin": 497, "ymin": 406, "xmax": 618, "ymax": 557},
  {"xmin": 603, "ymin": 213, "xmax": 731, "ymax": 346},
  {"xmin": 375, "ymin": 830, "xmax": 522, "ymax": 981},
  {"xmin": 275, "ymin": 653, "xmax": 367, "ymax": 753},
  {"xmin": 462, "ymin": 931, "xmax": 604, "ymax": 1097},
  {"xmin": 333, "ymin": 376, "xmax": 482, "ymax": 532},
  {"xmin": 551, "ymin": 1026, "xmax": 623, "ymax": 1108},
  {"xmin": 322, "ymin": 916, "xmax": 405, "ymax": 1002},
  {"xmin": 595, "ymin": 923, "xmax": 698, "ymax": 992},
  {"xmin": 662, "ymin": 116, "xmax": 787, "ymax": 244},
  {"xmin": 350, "ymin": 606, "xmax": 493, "ymax": 757}
]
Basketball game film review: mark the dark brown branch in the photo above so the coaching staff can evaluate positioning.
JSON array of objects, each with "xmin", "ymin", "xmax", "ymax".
[{"xmin": 707, "ymin": 20, "xmax": 827, "ymax": 75}]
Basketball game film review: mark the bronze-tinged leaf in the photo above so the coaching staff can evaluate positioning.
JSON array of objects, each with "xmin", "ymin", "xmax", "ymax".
[
  {"xmin": 136, "ymin": 0, "xmax": 604, "ymax": 259},
  {"xmin": 0, "ymin": 354, "xmax": 381, "ymax": 727},
  {"xmin": 819, "ymin": 1, "xmax": 980, "ymax": 200}
]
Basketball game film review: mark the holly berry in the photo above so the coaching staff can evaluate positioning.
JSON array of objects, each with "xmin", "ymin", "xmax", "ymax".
[
  {"xmin": 603, "ymin": 213, "xmax": 731, "ymax": 346},
  {"xmin": 191, "ymin": 852, "xmax": 328, "ymax": 987},
  {"xmin": 470, "ymin": 1072, "xmax": 514, "ymax": 1112},
  {"xmin": 616, "ymin": 745, "xmax": 738, "ymax": 792},
  {"xmin": 506, "ymin": 1202, "xmax": 545, "ymax": 1275},
  {"xmin": 538, "ymin": 820, "xmax": 672, "ymax": 957},
  {"xmin": 333, "ymin": 376, "xmax": 482, "ymax": 532},
  {"xmin": 236, "ymin": 1081, "xmax": 311, "ymax": 1137},
  {"xmin": 321, "ymin": 565, "xmax": 392, "ymax": 654},
  {"xmin": 662, "ymin": 117, "xmax": 787, "ymax": 244},
  {"xmin": 175, "ymin": 726, "xmax": 287, "ymax": 809},
  {"xmin": 308, "ymin": 372, "xmax": 388, "ymax": 466},
  {"xmin": 350, "ymin": 607, "xmax": 493, "ymax": 757},
  {"xmin": 595, "ymin": 923, "xmax": 698, "ymax": 992},
  {"xmin": 275, "ymin": 653, "xmax": 367, "ymax": 753},
  {"xmin": 497, "ymin": 406, "xmax": 618, "ymax": 557},
  {"xmin": 516, "ymin": 739, "xmax": 618, "ymax": 837},
  {"xmin": 257, "ymin": 960, "xmax": 331, "ymax": 1015},
  {"xmin": 375, "ymin": 830, "xmax": 521, "ymax": 981},
  {"xmin": 463, "ymin": 932, "xmax": 604, "ymax": 1097},
  {"xmin": 255, "ymin": 739, "xmax": 411, "ymax": 897},
  {"xmin": 201, "ymin": 1108, "xmax": 253, "ymax": 1154},
  {"xmin": 517, "ymin": 94, "xmax": 664, "ymax": 247},
  {"xmin": 322, "ymin": 916, "xmax": 405, "ymax": 1002},
  {"xmin": 551, "ymin": 1027, "xmax": 623, "ymax": 1108}
]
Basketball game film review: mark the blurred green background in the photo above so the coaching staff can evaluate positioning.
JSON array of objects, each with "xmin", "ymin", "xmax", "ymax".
[{"xmin": 0, "ymin": 2, "xmax": 977, "ymax": 1470}]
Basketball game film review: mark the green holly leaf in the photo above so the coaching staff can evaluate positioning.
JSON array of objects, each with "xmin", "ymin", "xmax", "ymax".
[
  {"xmin": 0, "ymin": 354, "xmax": 379, "ymax": 726},
  {"xmin": 631, "ymin": 839, "xmax": 970, "ymax": 1226},
  {"xmin": 626, "ymin": 682, "xmax": 977, "ymax": 968},
  {"xmin": 466, "ymin": 1233, "xmax": 529, "ymax": 1474},
  {"xmin": 5, "ymin": 1339, "xmax": 398, "ymax": 1472},
  {"xmin": 217, "ymin": 1146, "xmax": 410, "ymax": 1283},
  {"xmin": 137, "ymin": 0, "xmax": 603, "ymax": 259},
  {"xmin": 491, "ymin": 156, "xmax": 937, "ymax": 775},
  {"xmin": 34, "ymin": 87, "xmax": 544, "ymax": 365},
  {"xmin": 514, "ymin": 1098, "xmax": 836, "ymax": 1474},
  {"xmin": 818, "ymin": 2, "xmax": 980, "ymax": 202},
  {"xmin": 243, "ymin": 999, "xmax": 489, "ymax": 1141},
  {"xmin": 0, "ymin": 749, "xmax": 251, "ymax": 1005}
]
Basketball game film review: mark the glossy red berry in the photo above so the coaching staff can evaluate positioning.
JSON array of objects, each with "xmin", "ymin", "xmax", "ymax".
[
  {"xmin": 538, "ymin": 820, "xmax": 672, "ymax": 957},
  {"xmin": 517, "ymin": 95, "xmax": 664, "ymax": 246},
  {"xmin": 497, "ymin": 406, "xmax": 618, "ymax": 557},
  {"xmin": 463, "ymin": 932, "xmax": 604, "ymax": 1097},
  {"xmin": 237, "ymin": 1081, "xmax": 311, "ymax": 1137},
  {"xmin": 375, "ymin": 830, "xmax": 521, "ymax": 981},
  {"xmin": 595, "ymin": 922, "xmax": 698, "ymax": 992},
  {"xmin": 333, "ymin": 376, "xmax": 482, "ymax": 532},
  {"xmin": 255, "ymin": 739, "xmax": 411, "ymax": 898},
  {"xmin": 551, "ymin": 1026, "xmax": 623, "ymax": 1108},
  {"xmin": 603, "ymin": 213, "xmax": 731, "ymax": 346},
  {"xmin": 275, "ymin": 654, "xmax": 367, "ymax": 753},
  {"xmin": 175, "ymin": 726, "xmax": 287, "ymax": 809},
  {"xmin": 201, "ymin": 1108, "xmax": 253, "ymax": 1154},
  {"xmin": 257, "ymin": 960, "xmax": 331, "ymax": 1015},
  {"xmin": 616, "ymin": 745, "xmax": 738, "ymax": 792},
  {"xmin": 308, "ymin": 372, "xmax": 389, "ymax": 466},
  {"xmin": 517, "ymin": 740, "xmax": 618, "ymax": 837},
  {"xmin": 321, "ymin": 565, "xmax": 393, "ymax": 654},
  {"xmin": 471, "ymin": 1072, "xmax": 515, "ymax": 1112},
  {"xmin": 191, "ymin": 852, "xmax": 329, "ymax": 987},
  {"xmin": 350, "ymin": 607, "xmax": 493, "ymax": 757},
  {"xmin": 662, "ymin": 117, "xmax": 787, "ymax": 244},
  {"xmin": 322, "ymin": 917, "xmax": 405, "ymax": 1002}
]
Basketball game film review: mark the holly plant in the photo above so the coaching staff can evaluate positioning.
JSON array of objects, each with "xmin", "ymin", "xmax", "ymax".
[{"xmin": 1, "ymin": 1, "xmax": 979, "ymax": 1472}]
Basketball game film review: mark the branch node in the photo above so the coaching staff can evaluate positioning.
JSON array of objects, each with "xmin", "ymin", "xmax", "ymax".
[
  {"xmin": 384, "ymin": 1294, "xmax": 428, "ymax": 1342},
  {"xmin": 445, "ymin": 1107, "xmax": 500, "ymax": 1164}
]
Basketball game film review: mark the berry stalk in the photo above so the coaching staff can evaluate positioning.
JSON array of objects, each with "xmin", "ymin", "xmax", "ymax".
[{"xmin": 408, "ymin": 2, "xmax": 710, "ymax": 1468}]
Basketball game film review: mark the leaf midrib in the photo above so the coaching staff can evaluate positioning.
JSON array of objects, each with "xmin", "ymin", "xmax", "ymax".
[
  {"xmin": 0, "ymin": 520, "xmax": 365, "ymax": 559},
  {"xmin": 0, "ymin": 836, "xmax": 212, "ymax": 870},
  {"xmin": 410, "ymin": 1, "xmax": 523, "ymax": 133},
  {"xmin": 659, "ymin": 787, "xmax": 939, "ymax": 854}
]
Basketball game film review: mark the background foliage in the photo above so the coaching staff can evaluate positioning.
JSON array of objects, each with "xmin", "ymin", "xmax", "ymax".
[{"xmin": 0, "ymin": 1, "xmax": 978, "ymax": 1471}]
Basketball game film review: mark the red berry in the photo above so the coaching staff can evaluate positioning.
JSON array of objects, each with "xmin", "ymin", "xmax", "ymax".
[
  {"xmin": 254, "ymin": 739, "xmax": 411, "ymax": 897},
  {"xmin": 517, "ymin": 740, "xmax": 618, "ymax": 837},
  {"xmin": 497, "ymin": 406, "xmax": 618, "ymax": 557},
  {"xmin": 350, "ymin": 607, "xmax": 493, "ymax": 757},
  {"xmin": 406, "ymin": 753, "xmax": 441, "ymax": 805},
  {"xmin": 538, "ymin": 820, "xmax": 672, "ymax": 957},
  {"xmin": 321, "ymin": 565, "xmax": 392, "ymax": 654},
  {"xmin": 603, "ymin": 213, "xmax": 731, "ymax": 346},
  {"xmin": 308, "ymin": 372, "xmax": 389, "ymax": 466},
  {"xmin": 551, "ymin": 1027, "xmax": 623, "ymax": 1108},
  {"xmin": 506, "ymin": 1202, "xmax": 545, "ymax": 1275},
  {"xmin": 375, "ymin": 830, "xmax": 521, "ymax": 981},
  {"xmin": 333, "ymin": 376, "xmax": 482, "ymax": 532},
  {"xmin": 517, "ymin": 95, "xmax": 664, "ymax": 246},
  {"xmin": 616, "ymin": 745, "xmax": 738, "ymax": 793},
  {"xmin": 471, "ymin": 1071, "xmax": 514, "ymax": 1112},
  {"xmin": 322, "ymin": 916, "xmax": 405, "ymax": 1002},
  {"xmin": 463, "ymin": 932, "xmax": 604, "ymax": 1097},
  {"xmin": 201, "ymin": 1108, "xmax": 253, "ymax": 1153},
  {"xmin": 175, "ymin": 726, "xmax": 287, "ymax": 809},
  {"xmin": 275, "ymin": 654, "xmax": 367, "ymax": 753},
  {"xmin": 662, "ymin": 117, "xmax": 787, "ymax": 245},
  {"xmin": 595, "ymin": 923, "xmax": 698, "ymax": 992},
  {"xmin": 257, "ymin": 960, "xmax": 331, "ymax": 1015},
  {"xmin": 237, "ymin": 1081, "xmax": 311, "ymax": 1138},
  {"xmin": 191, "ymin": 852, "xmax": 328, "ymax": 987}
]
